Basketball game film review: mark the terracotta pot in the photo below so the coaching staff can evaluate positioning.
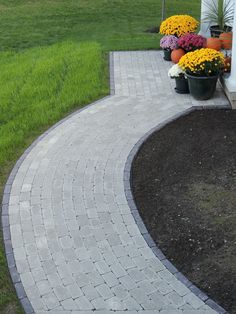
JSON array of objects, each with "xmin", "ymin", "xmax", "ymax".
[
  {"xmin": 219, "ymin": 32, "xmax": 233, "ymax": 50},
  {"xmin": 206, "ymin": 37, "xmax": 222, "ymax": 51},
  {"xmin": 171, "ymin": 48, "xmax": 185, "ymax": 64}
]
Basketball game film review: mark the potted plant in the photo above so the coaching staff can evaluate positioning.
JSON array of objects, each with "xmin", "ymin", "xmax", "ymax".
[
  {"xmin": 160, "ymin": 35, "xmax": 178, "ymax": 61},
  {"xmin": 160, "ymin": 15, "xmax": 199, "ymax": 37},
  {"xmin": 178, "ymin": 48, "xmax": 225, "ymax": 100},
  {"xmin": 202, "ymin": 0, "xmax": 234, "ymax": 37},
  {"xmin": 178, "ymin": 33, "xmax": 206, "ymax": 52},
  {"xmin": 168, "ymin": 64, "xmax": 189, "ymax": 94}
]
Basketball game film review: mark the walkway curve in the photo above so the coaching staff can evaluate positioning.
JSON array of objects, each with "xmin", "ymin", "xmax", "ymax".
[{"xmin": 2, "ymin": 51, "xmax": 230, "ymax": 314}]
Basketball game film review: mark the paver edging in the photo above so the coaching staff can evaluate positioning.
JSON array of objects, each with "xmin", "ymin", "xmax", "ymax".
[
  {"xmin": 124, "ymin": 105, "xmax": 231, "ymax": 314},
  {"xmin": 1, "ymin": 52, "xmax": 115, "ymax": 314}
]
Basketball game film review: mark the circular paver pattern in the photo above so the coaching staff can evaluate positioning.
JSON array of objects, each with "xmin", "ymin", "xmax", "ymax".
[{"xmin": 2, "ymin": 51, "xmax": 230, "ymax": 314}]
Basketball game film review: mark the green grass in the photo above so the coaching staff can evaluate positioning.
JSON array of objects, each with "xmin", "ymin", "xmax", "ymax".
[
  {"xmin": 0, "ymin": 41, "xmax": 107, "ymax": 168},
  {"xmin": 0, "ymin": 0, "xmax": 201, "ymax": 52},
  {"xmin": 0, "ymin": 0, "xmax": 201, "ymax": 313}
]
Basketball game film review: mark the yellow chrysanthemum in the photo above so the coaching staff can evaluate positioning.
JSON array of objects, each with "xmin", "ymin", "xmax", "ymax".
[
  {"xmin": 160, "ymin": 15, "xmax": 199, "ymax": 37},
  {"xmin": 178, "ymin": 48, "xmax": 225, "ymax": 76}
]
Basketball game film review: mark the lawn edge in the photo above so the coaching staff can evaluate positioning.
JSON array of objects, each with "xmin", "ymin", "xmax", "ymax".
[
  {"xmin": 1, "ymin": 52, "xmax": 115, "ymax": 314},
  {"xmin": 124, "ymin": 104, "xmax": 231, "ymax": 314}
]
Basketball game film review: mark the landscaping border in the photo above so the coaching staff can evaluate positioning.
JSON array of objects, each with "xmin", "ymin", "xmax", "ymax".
[{"xmin": 124, "ymin": 104, "xmax": 231, "ymax": 314}]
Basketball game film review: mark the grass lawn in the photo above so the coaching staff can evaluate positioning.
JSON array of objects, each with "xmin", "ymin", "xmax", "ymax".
[
  {"xmin": 0, "ymin": 0, "xmax": 200, "ymax": 51},
  {"xmin": 0, "ymin": 0, "xmax": 200, "ymax": 313}
]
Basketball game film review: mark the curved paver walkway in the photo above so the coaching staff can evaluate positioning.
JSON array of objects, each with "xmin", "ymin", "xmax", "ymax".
[{"xmin": 3, "ymin": 51, "xmax": 230, "ymax": 314}]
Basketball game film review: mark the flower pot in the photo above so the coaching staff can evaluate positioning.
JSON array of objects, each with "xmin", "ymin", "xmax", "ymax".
[
  {"xmin": 163, "ymin": 49, "xmax": 172, "ymax": 61},
  {"xmin": 210, "ymin": 25, "xmax": 232, "ymax": 38},
  {"xmin": 174, "ymin": 77, "xmax": 189, "ymax": 94},
  {"xmin": 185, "ymin": 74, "xmax": 219, "ymax": 100}
]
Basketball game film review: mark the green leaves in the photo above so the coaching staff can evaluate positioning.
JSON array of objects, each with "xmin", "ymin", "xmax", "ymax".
[{"xmin": 202, "ymin": 0, "xmax": 234, "ymax": 30}]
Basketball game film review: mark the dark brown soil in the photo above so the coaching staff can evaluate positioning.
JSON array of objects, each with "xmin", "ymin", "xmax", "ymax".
[{"xmin": 131, "ymin": 109, "xmax": 236, "ymax": 314}]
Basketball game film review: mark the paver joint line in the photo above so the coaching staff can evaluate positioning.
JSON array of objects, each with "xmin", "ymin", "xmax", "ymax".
[{"xmin": 2, "ymin": 51, "xmax": 230, "ymax": 314}]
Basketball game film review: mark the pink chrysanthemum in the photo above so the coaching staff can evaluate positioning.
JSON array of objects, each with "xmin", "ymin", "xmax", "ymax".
[
  {"xmin": 178, "ymin": 33, "xmax": 206, "ymax": 52},
  {"xmin": 160, "ymin": 35, "xmax": 178, "ymax": 50}
]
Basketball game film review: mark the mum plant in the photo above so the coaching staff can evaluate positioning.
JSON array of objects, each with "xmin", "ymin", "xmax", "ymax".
[
  {"xmin": 160, "ymin": 35, "xmax": 178, "ymax": 50},
  {"xmin": 178, "ymin": 33, "xmax": 206, "ymax": 52},
  {"xmin": 168, "ymin": 63, "xmax": 189, "ymax": 94},
  {"xmin": 178, "ymin": 48, "xmax": 225, "ymax": 76},
  {"xmin": 168, "ymin": 64, "xmax": 185, "ymax": 78},
  {"xmin": 160, "ymin": 15, "xmax": 199, "ymax": 37}
]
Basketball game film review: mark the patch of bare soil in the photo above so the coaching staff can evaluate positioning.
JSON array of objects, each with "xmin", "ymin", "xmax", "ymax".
[{"xmin": 131, "ymin": 109, "xmax": 236, "ymax": 313}]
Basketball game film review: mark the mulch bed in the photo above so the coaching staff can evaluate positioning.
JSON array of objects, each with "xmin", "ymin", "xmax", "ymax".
[{"xmin": 131, "ymin": 109, "xmax": 236, "ymax": 313}]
